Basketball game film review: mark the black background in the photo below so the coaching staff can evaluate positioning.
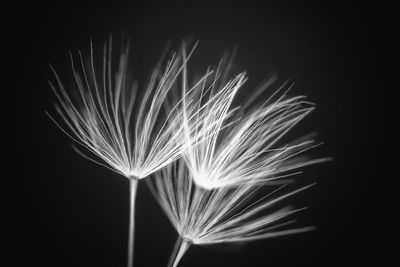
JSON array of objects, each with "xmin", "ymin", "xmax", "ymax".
[{"xmin": 6, "ymin": 1, "xmax": 391, "ymax": 267}]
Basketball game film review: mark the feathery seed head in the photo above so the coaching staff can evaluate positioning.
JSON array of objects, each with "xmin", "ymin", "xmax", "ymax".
[
  {"xmin": 150, "ymin": 160, "xmax": 315, "ymax": 245},
  {"xmin": 48, "ymin": 40, "xmax": 204, "ymax": 179},
  {"xmin": 182, "ymin": 75, "xmax": 325, "ymax": 189}
]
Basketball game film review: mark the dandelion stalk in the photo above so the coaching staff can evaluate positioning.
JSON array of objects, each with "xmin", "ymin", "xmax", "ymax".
[
  {"xmin": 128, "ymin": 178, "xmax": 138, "ymax": 267},
  {"xmin": 167, "ymin": 237, "xmax": 191, "ymax": 267}
]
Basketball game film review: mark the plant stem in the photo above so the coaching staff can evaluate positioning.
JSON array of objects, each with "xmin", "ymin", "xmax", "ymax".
[
  {"xmin": 127, "ymin": 178, "xmax": 138, "ymax": 267},
  {"xmin": 168, "ymin": 236, "xmax": 191, "ymax": 267}
]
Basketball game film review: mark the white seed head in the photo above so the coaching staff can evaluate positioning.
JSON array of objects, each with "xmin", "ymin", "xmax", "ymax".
[
  {"xmin": 48, "ymin": 40, "xmax": 206, "ymax": 179},
  {"xmin": 150, "ymin": 160, "xmax": 315, "ymax": 245},
  {"xmin": 182, "ymin": 73, "xmax": 326, "ymax": 189}
]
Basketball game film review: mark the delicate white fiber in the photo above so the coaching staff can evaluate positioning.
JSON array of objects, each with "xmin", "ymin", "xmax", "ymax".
[
  {"xmin": 181, "ymin": 66, "xmax": 325, "ymax": 190},
  {"xmin": 48, "ymin": 40, "xmax": 203, "ymax": 180},
  {"xmin": 152, "ymin": 160, "xmax": 315, "ymax": 245}
]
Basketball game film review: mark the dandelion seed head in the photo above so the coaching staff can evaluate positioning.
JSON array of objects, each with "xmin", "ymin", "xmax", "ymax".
[
  {"xmin": 181, "ymin": 72, "xmax": 326, "ymax": 190},
  {"xmin": 48, "ymin": 40, "xmax": 209, "ymax": 180},
  {"xmin": 150, "ymin": 159, "xmax": 315, "ymax": 246}
]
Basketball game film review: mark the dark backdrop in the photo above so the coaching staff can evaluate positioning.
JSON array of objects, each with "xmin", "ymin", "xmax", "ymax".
[{"xmin": 6, "ymin": 2, "xmax": 391, "ymax": 267}]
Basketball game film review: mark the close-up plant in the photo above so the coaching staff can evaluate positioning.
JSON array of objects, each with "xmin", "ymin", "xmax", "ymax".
[
  {"xmin": 8, "ymin": 3, "xmax": 385, "ymax": 267},
  {"xmin": 49, "ymin": 38, "xmax": 329, "ymax": 266}
]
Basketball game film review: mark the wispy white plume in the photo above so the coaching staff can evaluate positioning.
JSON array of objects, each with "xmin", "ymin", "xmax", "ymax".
[
  {"xmin": 48, "ymin": 40, "xmax": 198, "ymax": 180},
  {"xmin": 47, "ymin": 39, "xmax": 221, "ymax": 267},
  {"xmin": 181, "ymin": 70, "xmax": 327, "ymax": 189},
  {"xmin": 150, "ymin": 160, "xmax": 316, "ymax": 267}
]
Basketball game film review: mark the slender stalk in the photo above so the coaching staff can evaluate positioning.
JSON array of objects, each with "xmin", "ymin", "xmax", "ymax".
[
  {"xmin": 168, "ymin": 237, "xmax": 191, "ymax": 267},
  {"xmin": 127, "ymin": 178, "xmax": 139, "ymax": 267}
]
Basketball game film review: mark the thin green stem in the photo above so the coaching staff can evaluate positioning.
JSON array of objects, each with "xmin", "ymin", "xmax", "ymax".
[
  {"xmin": 168, "ymin": 236, "xmax": 191, "ymax": 267},
  {"xmin": 127, "ymin": 178, "xmax": 138, "ymax": 267}
]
